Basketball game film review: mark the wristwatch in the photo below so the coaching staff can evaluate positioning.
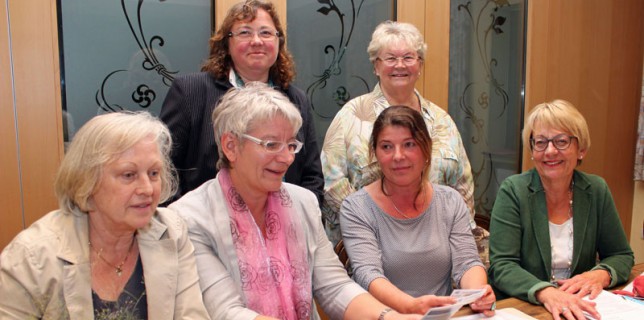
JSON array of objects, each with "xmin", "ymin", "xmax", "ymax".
[{"xmin": 378, "ymin": 307, "xmax": 392, "ymax": 320}]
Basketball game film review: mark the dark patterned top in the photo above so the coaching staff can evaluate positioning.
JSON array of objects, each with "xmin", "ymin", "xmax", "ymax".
[{"xmin": 92, "ymin": 256, "xmax": 148, "ymax": 320}]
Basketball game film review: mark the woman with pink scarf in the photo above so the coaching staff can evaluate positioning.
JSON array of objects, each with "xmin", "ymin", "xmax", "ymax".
[{"xmin": 169, "ymin": 83, "xmax": 420, "ymax": 320}]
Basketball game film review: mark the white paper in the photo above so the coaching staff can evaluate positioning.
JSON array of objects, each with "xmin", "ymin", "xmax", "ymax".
[
  {"xmin": 422, "ymin": 289, "xmax": 485, "ymax": 320},
  {"xmin": 582, "ymin": 290, "xmax": 644, "ymax": 320},
  {"xmin": 451, "ymin": 307, "xmax": 537, "ymax": 319}
]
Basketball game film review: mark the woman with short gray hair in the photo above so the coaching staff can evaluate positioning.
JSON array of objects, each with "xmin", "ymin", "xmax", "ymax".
[{"xmin": 171, "ymin": 83, "xmax": 421, "ymax": 320}]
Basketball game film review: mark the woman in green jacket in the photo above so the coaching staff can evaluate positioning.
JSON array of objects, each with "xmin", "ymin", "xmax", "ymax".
[{"xmin": 488, "ymin": 99, "xmax": 634, "ymax": 320}]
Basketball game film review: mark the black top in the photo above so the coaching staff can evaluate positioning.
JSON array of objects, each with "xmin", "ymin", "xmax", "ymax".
[
  {"xmin": 92, "ymin": 256, "xmax": 148, "ymax": 320},
  {"xmin": 160, "ymin": 72, "xmax": 324, "ymax": 205}
]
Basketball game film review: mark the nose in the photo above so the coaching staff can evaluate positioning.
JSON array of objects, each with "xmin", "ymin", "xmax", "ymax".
[
  {"xmin": 250, "ymin": 32, "xmax": 263, "ymax": 44},
  {"xmin": 394, "ymin": 57, "xmax": 405, "ymax": 67},
  {"xmin": 136, "ymin": 175, "xmax": 153, "ymax": 195},
  {"xmin": 543, "ymin": 140, "xmax": 559, "ymax": 155},
  {"xmin": 393, "ymin": 145, "xmax": 405, "ymax": 160},
  {"xmin": 275, "ymin": 147, "xmax": 295, "ymax": 165}
]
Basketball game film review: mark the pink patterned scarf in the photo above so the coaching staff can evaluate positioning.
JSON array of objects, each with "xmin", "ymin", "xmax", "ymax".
[{"xmin": 218, "ymin": 169, "xmax": 312, "ymax": 319}]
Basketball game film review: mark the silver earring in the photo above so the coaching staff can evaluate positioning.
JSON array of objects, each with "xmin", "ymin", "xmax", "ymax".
[{"xmin": 530, "ymin": 156, "xmax": 534, "ymax": 160}]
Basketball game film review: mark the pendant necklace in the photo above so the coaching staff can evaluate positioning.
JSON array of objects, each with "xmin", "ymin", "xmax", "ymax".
[
  {"xmin": 89, "ymin": 236, "xmax": 136, "ymax": 277},
  {"xmin": 550, "ymin": 180, "xmax": 574, "ymax": 284},
  {"xmin": 382, "ymin": 180, "xmax": 425, "ymax": 219}
]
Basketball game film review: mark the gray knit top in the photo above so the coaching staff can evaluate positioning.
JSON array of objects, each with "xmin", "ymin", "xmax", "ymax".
[{"xmin": 340, "ymin": 184, "xmax": 483, "ymax": 297}]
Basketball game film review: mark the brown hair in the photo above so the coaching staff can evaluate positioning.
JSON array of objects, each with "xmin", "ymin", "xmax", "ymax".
[
  {"xmin": 201, "ymin": 0, "xmax": 295, "ymax": 88},
  {"xmin": 370, "ymin": 106, "xmax": 432, "ymax": 209}
]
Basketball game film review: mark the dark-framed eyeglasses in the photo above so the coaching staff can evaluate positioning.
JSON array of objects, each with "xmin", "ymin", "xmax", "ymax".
[
  {"xmin": 241, "ymin": 134, "xmax": 303, "ymax": 154},
  {"xmin": 228, "ymin": 28, "xmax": 280, "ymax": 41},
  {"xmin": 376, "ymin": 55, "xmax": 420, "ymax": 67},
  {"xmin": 530, "ymin": 134, "xmax": 577, "ymax": 152}
]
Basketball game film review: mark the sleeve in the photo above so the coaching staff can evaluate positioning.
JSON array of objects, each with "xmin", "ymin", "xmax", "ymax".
[
  {"xmin": 182, "ymin": 215, "xmax": 259, "ymax": 320},
  {"xmin": 172, "ymin": 216, "xmax": 212, "ymax": 319},
  {"xmin": 0, "ymin": 242, "xmax": 47, "ymax": 319},
  {"xmin": 320, "ymin": 107, "xmax": 357, "ymax": 245},
  {"xmin": 292, "ymin": 92, "xmax": 325, "ymax": 206},
  {"xmin": 159, "ymin": 77, "xmax": 191, "ymax": 177},
  {"xmin": 592, "ymin": 179, "xmax": 634, "ymax": 286},
  {"xmin": 338, "ymin": 194, "xmax": 387, "ymax": 291},
  {"xmin": 304, "ymin": 191, "xmax": 365, "ymax": 320},
  {"xmin": 447, "ymin": 191, "xmax": 485, "ymax": 287},
  {"xmin": 488, "ymin": 179, "xmax": 554, "ymax": 304}
]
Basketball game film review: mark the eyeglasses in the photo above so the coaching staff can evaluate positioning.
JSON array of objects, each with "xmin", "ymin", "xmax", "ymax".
[
  {"xmin": 228, "ymin": 29, "xmax": 280, "ymax": 41},
  {"xmin": 530, "ymin": 134, "xmax": 577, "ymax": 152},
  {"xmin": 376, "ymin": 55, "xmax": 420, "ymax": 67},
  {"xmin": 241, "ymin": 134, "xmax": 303, "ymax": 154}
]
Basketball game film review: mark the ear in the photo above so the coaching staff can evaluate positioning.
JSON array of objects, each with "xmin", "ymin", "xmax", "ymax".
[
  {"xmin": 221, "ymin": 132, "xmax": 240, "ymax": 163},
  {"xmin": 578, "ymin": 149, "xmax": 587, "ymax": 160}
]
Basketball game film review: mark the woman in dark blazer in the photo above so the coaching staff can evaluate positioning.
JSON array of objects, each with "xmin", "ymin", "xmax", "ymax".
[
  {"xmin": 160, "ymin": 0, "xmax": 323, "ymax": 203},
  {"xmin": 488, "ymin": 100, "xmax": 633, "ymax": 320}
]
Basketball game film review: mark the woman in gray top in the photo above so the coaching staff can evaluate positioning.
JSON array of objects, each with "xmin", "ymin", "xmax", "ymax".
[{"xmin": 340, "ymin": 106, "xmax": 496, "ymax": 316}]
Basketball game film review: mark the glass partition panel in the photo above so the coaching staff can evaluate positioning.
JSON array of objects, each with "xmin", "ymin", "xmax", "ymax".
[
  {"xmin": 58, "ymin": 0, "xmax": 212, "ymax": 143},
  {"xmin": 448, "ymin": 0, "xmax": 526, "ymax": 217},
  {"xmin": 287, "ymin": 0, "xmax": 395, "ymax": 146}
]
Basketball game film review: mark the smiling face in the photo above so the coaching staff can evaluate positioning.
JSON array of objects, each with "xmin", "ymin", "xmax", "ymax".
[
  {"xmin": 375, "ymin": 125, "xmax": 426, "ymax": 188},
  {"xmin": 374, "ymin": 40, "xmax": 422, "ymax": 93},
  {"xmin": 226, "ymin": 116, "xmax": 296, "ymax": 197},
  {"xmin": 228, "ymin": 9, "xmax": 279, "ymax": 82},
  {"xmin": 530, "ymin": 123, "xmax": 586, "ymax": 185},
  {"xmin": 89, "ymin": 137, "xmax": 162, "ymax": 234}
]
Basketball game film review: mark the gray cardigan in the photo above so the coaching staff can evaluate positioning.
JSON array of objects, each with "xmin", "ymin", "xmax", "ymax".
[{"xmin": 169, "ymin": 176, "xmax": 365, "ymax": 320}]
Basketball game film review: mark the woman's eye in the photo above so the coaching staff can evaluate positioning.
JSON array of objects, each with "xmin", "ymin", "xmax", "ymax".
[
  {"xmin": 404, "ymin": 141, "xmax": 417, "ymax": 148},
  {"xmin": 149, "ymin": 170, "xmax": 160, "ymax": 180},
  {"xmin": 380, "ymin": 144, "xmax": 393, "ymax": 150},
  {"xmin": 122, "ymin": 172, "xmax": 136, "ymax": 180}
]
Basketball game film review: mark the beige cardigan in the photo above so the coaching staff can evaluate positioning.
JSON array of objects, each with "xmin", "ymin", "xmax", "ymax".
[{"xmin": 0, "ymin": 207, "xmax": 210, "ymax": 320}]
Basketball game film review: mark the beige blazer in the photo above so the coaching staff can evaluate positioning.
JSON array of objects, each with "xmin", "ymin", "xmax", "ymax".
[{"xmin": 0, "ymin": 208, "xmax": 210, "ymax": 320}]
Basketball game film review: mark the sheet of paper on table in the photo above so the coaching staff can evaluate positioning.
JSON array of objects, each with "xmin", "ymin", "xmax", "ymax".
[
  {"xmin": 422, "ymin": 289, "xmax": 485, "ymax": 320},
  {"xmin": 451, "ymin": 307, "xmax": 536, "ymax": 319},
  {"xmin": 582, "ymin": 289, "xmax": 644, "ymax": 320}
]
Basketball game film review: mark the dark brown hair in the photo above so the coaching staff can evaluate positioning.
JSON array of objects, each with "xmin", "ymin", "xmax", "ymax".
[
  {"xmin": 201, "ymin": 0, "xmax": 295, "ymax": 88},
  {"xmin": 370, "ymin": 106, "xmax": 432, "ymax": 207}
]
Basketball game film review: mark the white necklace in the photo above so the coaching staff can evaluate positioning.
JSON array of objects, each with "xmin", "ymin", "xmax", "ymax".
[
  {"xmin": 550, "ymin": 180, "xmax": 574, "ymax": 284},
  {"xmin": 382, "ymin": 179, "xmax": 425, "ymax": 219}
]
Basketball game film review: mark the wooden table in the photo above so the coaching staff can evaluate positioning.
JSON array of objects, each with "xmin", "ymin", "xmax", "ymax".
[{"xmin": 453, "ymin": 263, "xmax": 644, "ymax": 319}]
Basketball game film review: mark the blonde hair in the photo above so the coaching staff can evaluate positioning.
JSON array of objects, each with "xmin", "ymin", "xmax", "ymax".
[
  {"xmin": 367, "ymin": 21, "xmax": 427, "ymax": 63},
  {"xmin": 522, "ymin": 99, "xmax": 591, "ymax": 152},
  {"xmin": 54, "ymin": 111, "xmax": 177, "ymax": 212},
  {"xmin": 212, "ymin": 82, "xmax": 302, "ymax": 169}
]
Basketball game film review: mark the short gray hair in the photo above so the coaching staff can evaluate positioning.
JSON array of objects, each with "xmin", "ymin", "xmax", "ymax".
[
  {"xmin": 212, "ymin": 82, "xmax": 303, "ymax": 169},
  {"xmin": 367, "ymin": 21, "xmax": 427, "ymax": 63},
  {"xmin": 54, "ymin": 111, "xmax": 177, "ymax": 213}
]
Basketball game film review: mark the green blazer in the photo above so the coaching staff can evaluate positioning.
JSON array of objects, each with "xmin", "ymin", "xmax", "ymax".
[{"xmin": 488, "ymin": 169, "xmax": 634, "ymax": 304}]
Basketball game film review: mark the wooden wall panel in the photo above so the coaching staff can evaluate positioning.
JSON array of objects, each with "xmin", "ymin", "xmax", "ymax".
[
  {"xmin": 524, "ymin": 0, "xmax": 644, "ymax": 236},
  {"xmin": 0, "ymin": 0, "xmax": 24, "ymax": 250},
  {"xmin": 9, "ymin": 0, "xmax": 62, "ymax": 229},
  {"xmin": 397, "ymin": 0, "xmax": 449, "ymax": 111}
]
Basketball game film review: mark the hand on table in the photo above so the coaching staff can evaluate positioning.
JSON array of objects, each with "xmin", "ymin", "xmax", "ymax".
[
  {"xmin": 557, "ymin": 269, "xmax": 610, "ymax": 299},
  {"xmin": 536, "ymin": 286, "xmax": 600, "ymax": 320},
  {"xmin": 404, "ymin": 295, "xmax": 456, "ymax": 315},
  {"xmin": 469, "ymin": 284, "xmax": 496, "ymax": 317}
]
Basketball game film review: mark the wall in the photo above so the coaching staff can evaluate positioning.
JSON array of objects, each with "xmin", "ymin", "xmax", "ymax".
[
  {"xmin": 0, "ymin": 0, "xmax": 63, "ymax": 249},
  {"xmin": 524, "ymin": 0, "xmax": 644, "ymax": 243}
]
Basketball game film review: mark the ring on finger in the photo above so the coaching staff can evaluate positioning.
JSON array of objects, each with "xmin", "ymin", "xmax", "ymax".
[{"xmin": 561, "ymin": 307, "xmax": 569, "ymax": 313}]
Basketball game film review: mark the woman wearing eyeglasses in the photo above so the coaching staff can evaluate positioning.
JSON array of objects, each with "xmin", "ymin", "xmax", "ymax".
[
  {"xmin": 488, "ymin": 100, "xmax": 634, "ymax": 320},
  {"xmin": 160, "ymin": 0, "xmax": 323, "ymax": 205},
  {"xmin": 321, "ymin": 21, "xmax": 486, "ymax": 257},
  {"xmin": 169, "ymin": 83, "xmax": 421, "ymax": 320}
]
